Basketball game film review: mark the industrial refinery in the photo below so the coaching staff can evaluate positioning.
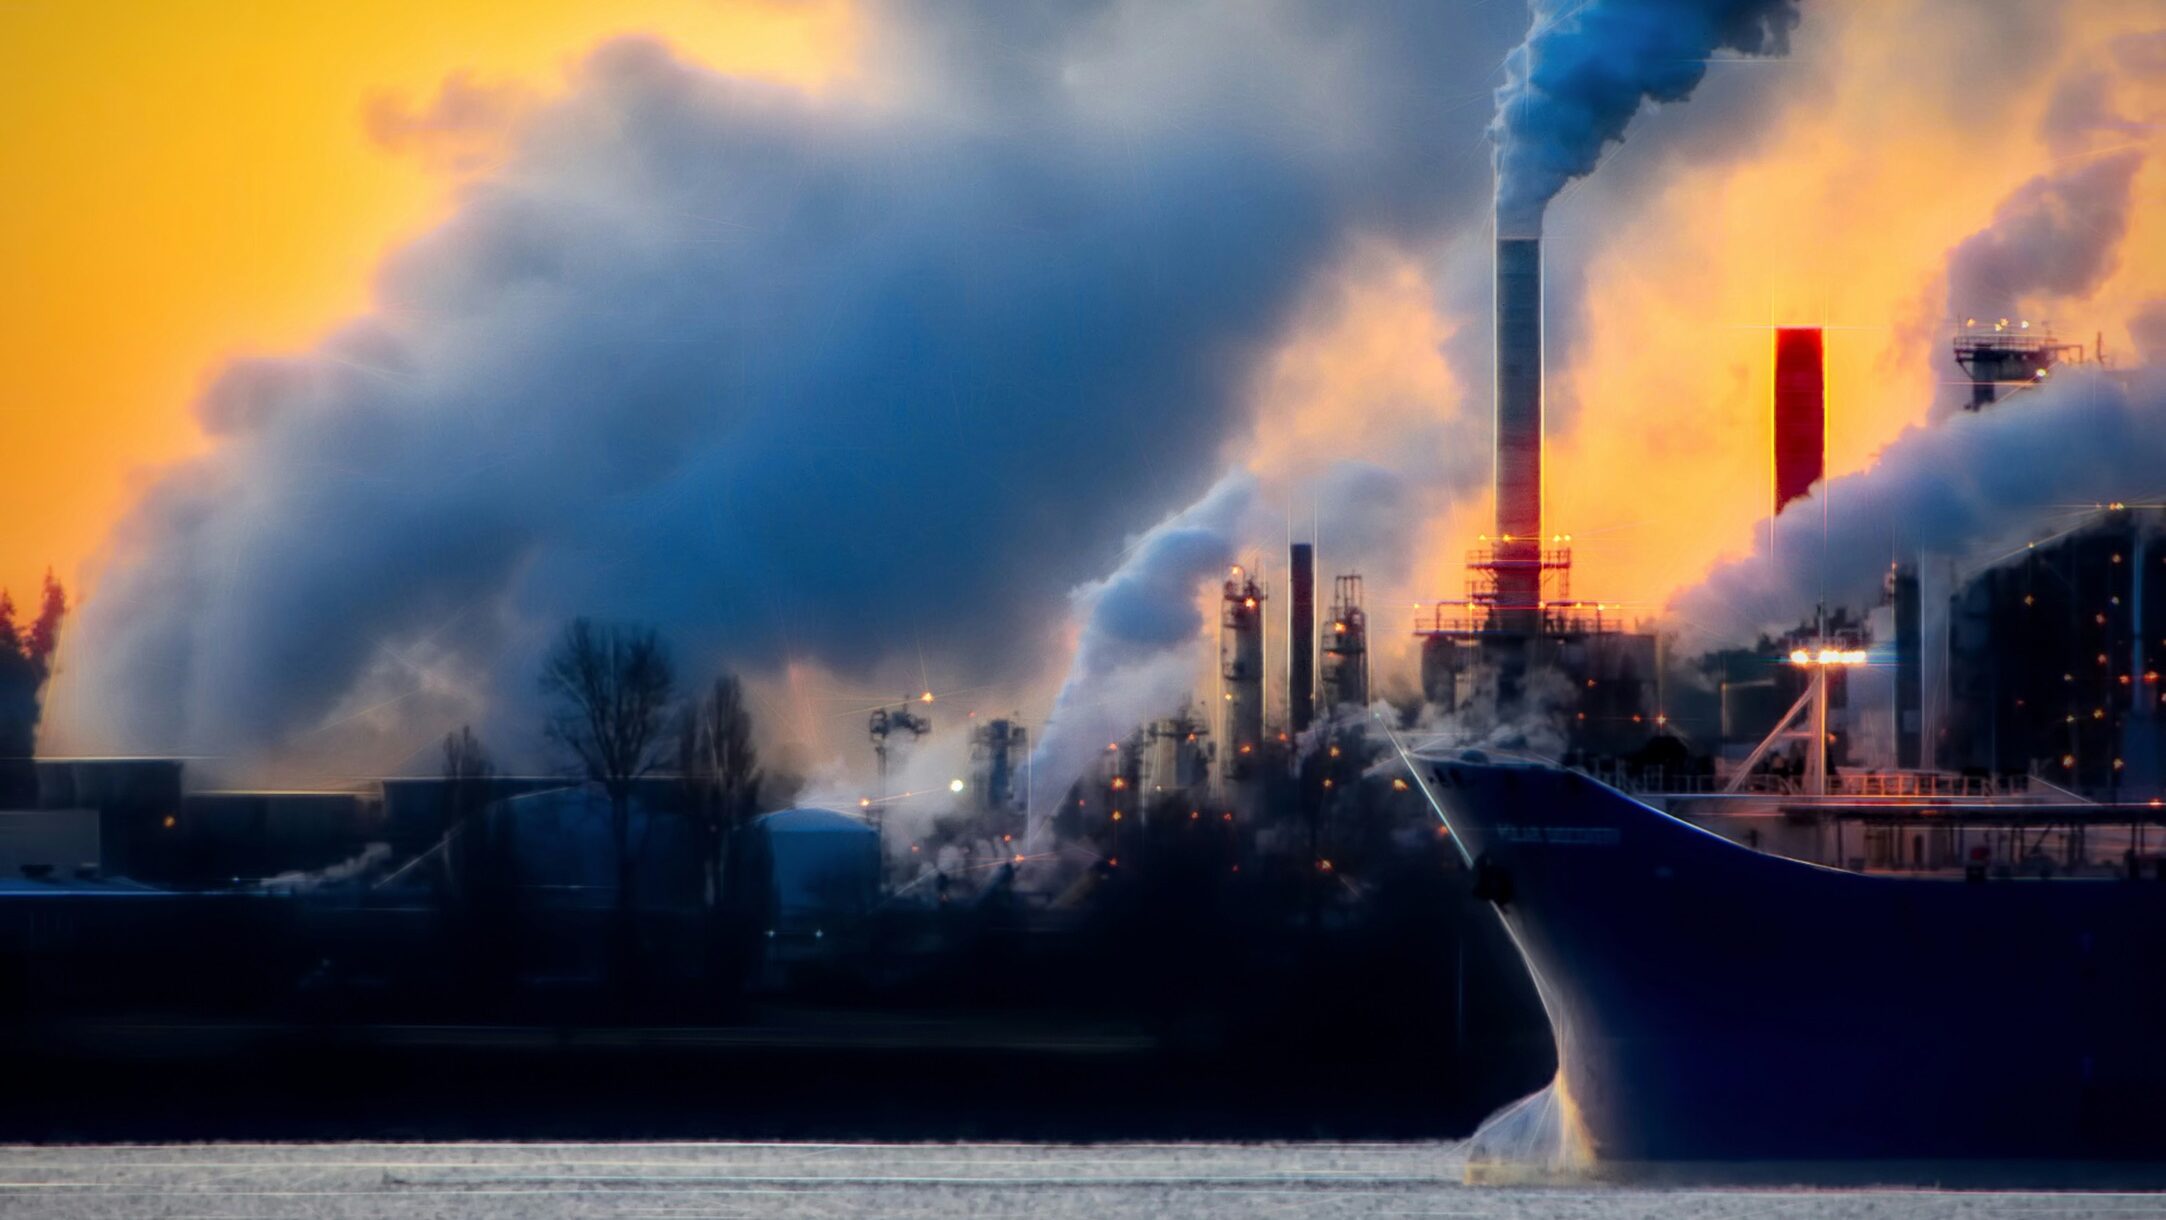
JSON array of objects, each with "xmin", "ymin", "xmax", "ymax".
[{"xmin": 5, "ymin": 0, "xmax": 2166, "ymax": 1207}]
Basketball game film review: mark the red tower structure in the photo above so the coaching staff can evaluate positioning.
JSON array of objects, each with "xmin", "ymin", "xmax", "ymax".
[{"xmin": 1773, "ymin": 327, "xmax": 1825, "ymax": 517}]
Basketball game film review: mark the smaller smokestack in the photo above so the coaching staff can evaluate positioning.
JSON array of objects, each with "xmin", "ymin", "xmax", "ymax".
[
  {"xmin": 1773, "ymin": 327, "xmax": 1825, "ymax": 515},
  {"xmin": 1893, "ymin": 564, "xmax": 1922, "ymax": 769},
  {"xmin": 1289, "ymin": 543, "xmax": 1316, "ymax": 733}
]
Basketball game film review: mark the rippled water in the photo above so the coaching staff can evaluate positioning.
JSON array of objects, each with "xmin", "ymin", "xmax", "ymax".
[{"xmin": 5, "ymin": 1142, "xmax": 2165, "ymax": 1218}]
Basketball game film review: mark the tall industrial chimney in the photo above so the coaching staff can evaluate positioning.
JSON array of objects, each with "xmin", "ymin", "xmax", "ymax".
[
  {"xmin": 1289, "ymin": 543, "xmax": 1316, "ymax": 733},
  {"xmin": 1773, "ymin": 327, "xmax": 1825, "ymax": 516},
  {"xmin": 1494, "ymin": 237, "xmax": 1543, "ymax": 636}
]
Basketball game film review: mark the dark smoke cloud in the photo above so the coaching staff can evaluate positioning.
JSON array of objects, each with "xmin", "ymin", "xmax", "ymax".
[
  {"xmin": 1490, "ymin": 0, "xmax": 1798, "ymax": 234},
  {"xmin": 60, "ymin": 5, "xmax": 1521, "ymax": 774}
]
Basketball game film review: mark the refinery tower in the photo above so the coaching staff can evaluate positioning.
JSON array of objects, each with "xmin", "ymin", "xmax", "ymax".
[{"xmin": 1417, "ymin": 234, "xmax": 1657, "ymax": 755}]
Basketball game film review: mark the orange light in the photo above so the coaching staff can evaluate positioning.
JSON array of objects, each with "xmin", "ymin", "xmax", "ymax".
[
  {"xmin": 1787, "ymin": 648, "xmax": 1868, "ymax": 666},
  {"xmin": 161, "ymin": 814, "xmax": 177, "ymax": 829},
  {"xmin": 919, "ymin": 690, "xmax": 935, "ymax": 703},
  {"xmin": 1392, "ymin": 778, "xmax": 1409, "ymax": 791},
  {"xmin": 1111, "ymin": 810, "xmax": 1122, "ymax": 821}
]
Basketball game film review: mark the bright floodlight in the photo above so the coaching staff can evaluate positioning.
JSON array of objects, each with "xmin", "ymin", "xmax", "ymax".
[
  {"xmin": 948, "ymin": 778, "xmax": 965, "ymax": 793},
  {"xmin": 1788, "ymin": 647, "xmax": 1869, "ymax": 666}
]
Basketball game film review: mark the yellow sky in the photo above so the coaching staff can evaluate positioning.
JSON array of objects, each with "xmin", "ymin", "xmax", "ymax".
[{"xmin": 0, "ymin": 0, "xmax": 854, "ymax": 603}]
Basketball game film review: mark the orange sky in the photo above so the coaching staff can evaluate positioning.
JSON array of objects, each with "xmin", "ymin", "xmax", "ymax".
[
  {"xmin": 1542, "ymin": 0, "xmax": 2165, "ymax": 623},
  {"xmin": 8, "ymin": 0, "xmax": 2160, "ymax": 672},
  {"xmin": 0, "ymin": 0, "xmax": 855, "ymax": 603}
]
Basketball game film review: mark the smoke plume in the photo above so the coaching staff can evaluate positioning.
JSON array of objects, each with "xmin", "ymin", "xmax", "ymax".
[
  {"xmin": 1670, "ymin": 364, "xmax": 2166, "ymax": 650},
  {"xmin": 1025, "ymin": 474, "xmax": 1257, "ymax": 837},
  {"xmin": 1491, "ymin": 0, "xmax": 1799, "ymax": 234},
  {"xmin": 1944, "ymin": 151, "xmax": 2145, "ymax": 336},
  {"xmin": 57, "ymin": 6, "xmax": 1523, "ymax": 777}
]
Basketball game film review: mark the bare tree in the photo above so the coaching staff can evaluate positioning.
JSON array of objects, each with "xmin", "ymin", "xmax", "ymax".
[
  {"xmin": 678, "ymin": 674, "xmax": 763, "ymax": 905},
  {"xmin": 541, "ymin": 618, "xmax": 675, "ymax": 935},
  {"xmin": 440, "ymin": 724, "xmax": 517, "ymax": 987},
  {"xmin": 441, "ymin": 724, "xmax": 496, "ymax": 895}
]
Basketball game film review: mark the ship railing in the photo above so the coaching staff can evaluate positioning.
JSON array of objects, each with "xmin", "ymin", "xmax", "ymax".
[{"xmin": 1583, "ymin": 765, "xmax": 2026, "ymax": 800}]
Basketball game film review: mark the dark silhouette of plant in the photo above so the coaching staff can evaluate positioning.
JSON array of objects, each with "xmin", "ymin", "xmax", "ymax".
[
  {"xmin": 677, "ymin": 674, "xmax": 763, "ymax": 905},
  {"xmin": 540, "ymin": 619, "xmax": 675, "ymax": 958},
  {"xmin": 441, "ymin": 723, "xmax": 497, "ymax": 894},
  {"xmin": 0, "ymin": 572, "xmax": 66, "ymax": 805}
]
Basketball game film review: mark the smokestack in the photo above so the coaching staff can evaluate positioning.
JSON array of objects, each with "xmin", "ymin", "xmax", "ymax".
[
  {"xmin": 1289, "ymin": 543, "xmax": 1315, "ymax": 732},
  {"xmin": 1494, "ymin": 236, "xmax": 1543, "ymax": 636},
  {"xmin": 1893, "ymin": 563, "xmax": 1922, "ymax": 769},
  {"xmin": 1773, "ymin": 327, "xmax": 1825, "ymax": 515}
]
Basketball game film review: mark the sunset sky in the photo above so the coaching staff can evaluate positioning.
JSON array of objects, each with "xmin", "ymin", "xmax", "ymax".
[
  {"xmin": 0, "ymin": 0, "xmax": 854, "ymax": 602},
  {"xmin": 10, "ymin": 1, "xmax": 2162, "ymax": 785}
]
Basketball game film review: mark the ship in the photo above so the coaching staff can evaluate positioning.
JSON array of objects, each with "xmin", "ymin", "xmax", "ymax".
[{"xmin": 1412, "ymin": 738, "xmax": 2166, "ymax": 1169}]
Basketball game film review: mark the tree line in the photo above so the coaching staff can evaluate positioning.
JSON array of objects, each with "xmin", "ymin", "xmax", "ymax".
[
  {"xmin": 438, "ymin": 618, "xmax": 778, "ymax": 971},
  {"xmin": 0, "ymin": 573, "xmax": 66, "ymax": 805}
]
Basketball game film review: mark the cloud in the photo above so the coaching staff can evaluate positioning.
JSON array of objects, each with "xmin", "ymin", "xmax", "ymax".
[
  {"xmin": 1490, "ymin": 0, "xmax": 1799, "ymax": 233},
  {"xmin": 364, "ymin": 71, "xmax": 538, "ymax": 176},
  {"xmin": 57, "ymin": 7, "xmax": 1522, "ymax": 778},
  {"xmin": 1944, "ymin": 151, "xmax": 2145, "ymax": 335},
  {"xmin": 1026, "ymin": 472, "xmax": 1257, "ymax": 824}
]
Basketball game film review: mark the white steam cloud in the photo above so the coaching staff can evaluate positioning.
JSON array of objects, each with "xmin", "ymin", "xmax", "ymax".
[
  {"xmin": 55, "ymin": 6, "xmax": 1528, "ymax": 779},
  {"xmin": 1025, "ymin": 474, "xmax": 1257, "ymax": 838},
  {"xmin": 1670, "ymin": 364, "xmax": 2166, "ymax": 650},
  {"xmin": 1944, "ymin": 152, "xmax": 2144, "ymax": 338}
]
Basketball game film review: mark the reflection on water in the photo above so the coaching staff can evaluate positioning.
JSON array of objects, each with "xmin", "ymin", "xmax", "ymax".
[{"xmin": 3, "ymin": 1143, "xmax": 2164, "ymax": 1219}]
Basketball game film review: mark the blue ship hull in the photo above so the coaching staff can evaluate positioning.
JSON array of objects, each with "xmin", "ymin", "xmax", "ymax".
[{"xmin": 1427, "ymin": 755, "xmax": 2166, "ymax": 1163}]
